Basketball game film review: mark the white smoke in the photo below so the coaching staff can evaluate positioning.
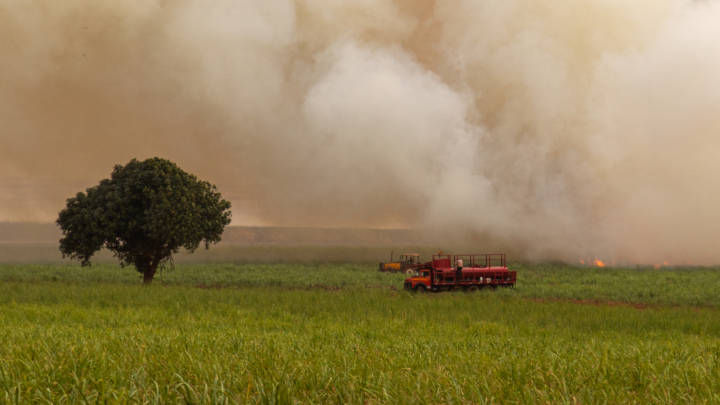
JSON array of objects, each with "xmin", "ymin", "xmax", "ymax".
[{"xmin": 2, "ymin": 0, "xmax": 720, "ymax": 263}]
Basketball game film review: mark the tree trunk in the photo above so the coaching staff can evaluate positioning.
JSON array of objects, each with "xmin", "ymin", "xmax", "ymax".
[
  {"xmin": 143, "ymin": 270, "xmax": 155, "ymax": 284},
  {"xmin": 143, "ymin": 263, "xmax": 158, "ymax": 284},
  {"xmin": 138, "ymin": 252, "xmax": 162, "ymax": 284}
]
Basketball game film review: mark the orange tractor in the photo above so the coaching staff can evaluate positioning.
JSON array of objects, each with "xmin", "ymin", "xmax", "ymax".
[
  {"xmin": 378, "ymin": 252, "xmax": 422, "ymax": 275},
  {"xmin": 404, "ymin": 253, "xmax": 516, "ymax": 292}
]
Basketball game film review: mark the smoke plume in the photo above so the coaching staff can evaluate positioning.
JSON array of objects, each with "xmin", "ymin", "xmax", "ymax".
[{"xmin": 2, "ymin": 0, "xmax": 720, "ymax": 263}]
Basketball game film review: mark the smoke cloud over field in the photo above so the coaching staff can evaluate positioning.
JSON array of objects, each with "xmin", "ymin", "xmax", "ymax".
[{"xmin": 2, "ymin": 0, "xmax": 720, "ymax": 263}]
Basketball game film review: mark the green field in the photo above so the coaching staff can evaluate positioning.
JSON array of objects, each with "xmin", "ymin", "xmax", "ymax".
[{"xmin": 1, "ymin": 264, "xmax": 719, "ymax": 404}]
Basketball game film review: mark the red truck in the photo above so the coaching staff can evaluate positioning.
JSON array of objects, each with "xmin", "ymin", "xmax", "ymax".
[{"xmin": 404, "ymin": 254, "xmax": 516, "ymax": 292}]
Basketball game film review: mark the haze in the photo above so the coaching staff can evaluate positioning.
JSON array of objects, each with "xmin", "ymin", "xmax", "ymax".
[{"xmin": 2, "ymin": 0, "xmax": 720, "ymax": 264}]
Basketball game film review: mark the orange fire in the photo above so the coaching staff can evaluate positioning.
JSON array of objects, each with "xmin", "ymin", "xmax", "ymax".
[{"xmin": 593, "ymin": 259, "xmax": 606, "ymax": 268}]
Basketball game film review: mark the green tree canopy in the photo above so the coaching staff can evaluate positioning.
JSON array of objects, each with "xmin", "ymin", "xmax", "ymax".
[{"xmin": 57, "ymin": 157, "xmax": 232, "ymax": 283}]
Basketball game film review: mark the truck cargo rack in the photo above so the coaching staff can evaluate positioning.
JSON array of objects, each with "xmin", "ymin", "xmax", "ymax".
[{"xmin": 432, "ymin": 253, "xmax": 506, "ymax": 268}]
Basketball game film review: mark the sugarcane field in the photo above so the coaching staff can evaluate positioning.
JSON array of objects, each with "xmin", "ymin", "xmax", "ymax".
[{"xmin": 2, "ymin": 1, "xmax": 720, "ymax": 403}]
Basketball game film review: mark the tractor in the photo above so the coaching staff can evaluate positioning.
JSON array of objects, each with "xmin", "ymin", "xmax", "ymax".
[{"xmin": 378, "ymin": 252, "xmax": 422, "ymax": 275}]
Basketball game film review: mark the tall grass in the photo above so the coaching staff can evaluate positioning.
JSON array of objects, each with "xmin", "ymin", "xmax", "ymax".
[{"xmin": 1, "ymin": 264, "xmax": 719, "ymax": 403}]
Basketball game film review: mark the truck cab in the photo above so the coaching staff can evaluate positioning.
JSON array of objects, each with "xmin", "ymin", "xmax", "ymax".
[{"xmin": 403, "ymin": 268, "xmax": 432, "ymax": 291}]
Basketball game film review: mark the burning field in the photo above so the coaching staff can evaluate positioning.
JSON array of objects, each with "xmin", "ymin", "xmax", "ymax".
[{"xmin": 2, "ymin": 0, "xmax": 720, "ymax": 403}]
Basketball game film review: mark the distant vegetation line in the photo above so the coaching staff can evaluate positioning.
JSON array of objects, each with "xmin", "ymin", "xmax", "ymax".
[
  {"xmin": 0, "ymin": 222, "xmax": 429, "ymax": 245},
  {"xmin": 0, "ymin": 222, "xmax": 506, "ymax": 265},
  {"xmin": 0, "ymin": 244, "xmax": 446, "ymax": 265},
  {"xmin": 1, "ymin": 263, "xmax": 719, "ymax": 308}
]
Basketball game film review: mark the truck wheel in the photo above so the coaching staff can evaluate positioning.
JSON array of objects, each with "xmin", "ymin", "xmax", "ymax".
[
  {"xmin": 414, "ymin": 285, "xmax": 428, "ymax": 293},
  {"xmin": 467, "ymin": 285, "xmax": 479, "ymax": 292}
]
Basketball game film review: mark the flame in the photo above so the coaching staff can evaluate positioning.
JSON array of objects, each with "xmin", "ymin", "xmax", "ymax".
[
  {"xmin": 580, "ymin": 259, "xmax": 672, "ymax": 269},
  {"xmin": 578, "ymin": 258, "xmax": 606, "ymax": 267}
]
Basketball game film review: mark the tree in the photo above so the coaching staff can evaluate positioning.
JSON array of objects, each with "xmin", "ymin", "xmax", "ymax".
[{"xmin": 57, "ymin": 157, "xmax": 232, "ymax": 284}]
